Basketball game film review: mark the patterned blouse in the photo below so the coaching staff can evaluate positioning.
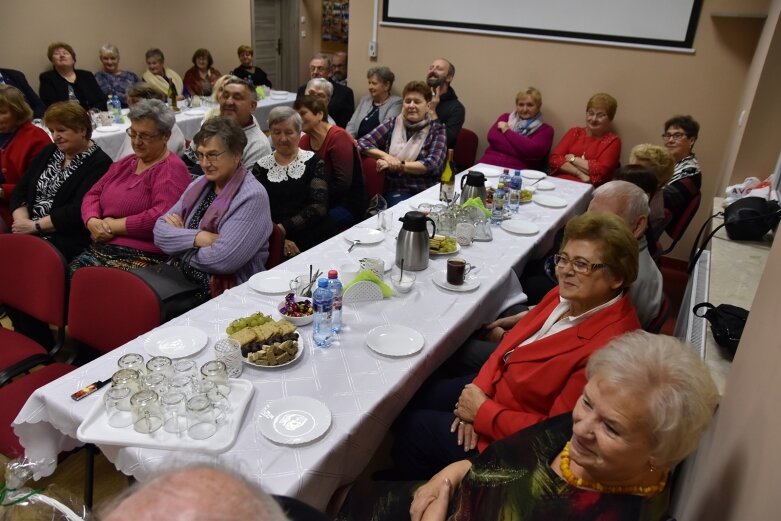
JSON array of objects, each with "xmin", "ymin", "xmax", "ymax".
[
  {"xmin": 32, "ymin": 143, "xmax": 98, "ymax": 219},
  {"xmin": 95, "ymin": 70, "xmax": 141, "ymax": 107}
]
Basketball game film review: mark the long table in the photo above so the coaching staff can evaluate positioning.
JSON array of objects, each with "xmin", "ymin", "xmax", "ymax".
[
  {"xmin": 13, "ymin": 166, "xmax": 591, "ymax": 509},
  {"xmin": 91, "ymin": 92, "xmax": 296, "ymax": 160}
]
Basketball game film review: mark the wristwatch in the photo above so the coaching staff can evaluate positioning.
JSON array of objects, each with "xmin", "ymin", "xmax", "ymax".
[
  {"xmin": 34, "ymin": 219, "xmax": 41, "ymax": 233},
  {"xmin": 568, "ymin": 156, "xmax": 576, "ymax": 164},
  {"xmin": 400, "ymin": 161, "xmax": 406, "ymax": 173}
]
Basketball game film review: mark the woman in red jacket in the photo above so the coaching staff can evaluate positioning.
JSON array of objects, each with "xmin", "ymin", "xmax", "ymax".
[
  {"xmin": 0, "ymin": 85, "xmax": 51, "ymax": 228},
  {"xmin": 391, "ymin": 212, "xmax": 641, "ymax": 480}
]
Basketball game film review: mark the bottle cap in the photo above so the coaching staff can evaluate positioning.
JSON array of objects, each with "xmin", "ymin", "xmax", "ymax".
[
  {"xmin": 328, "ymin": 270, "xmax": 338, "ymax": 279},
  {"xmin": 318, "ymin": 278, "xmax": 328, "ymax": 287}
]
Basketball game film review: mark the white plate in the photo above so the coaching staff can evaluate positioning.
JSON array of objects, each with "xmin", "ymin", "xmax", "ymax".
[
  {"xmin": 535, "ymin": 180, "xmax": 555, "ymax": 191},
  {"xmin": 432, "ymin": 271, "xmax": 481, "ymax": 292},
  {"xmin": 257, "ymin": 396, "xmax": 331, "ymax": 445},
  {"xmin": 343, "ymin": 227, "xmax": 385, "ymax": 245},
  {"xmin": 366, "ymin": 324, "xmax": 425, "ymax": 357},
  {"xmin": 186, "ymin": 107, "xmax": 207, "ymax": 115},
  {"xmin": 429, "ymin": 242, "xmax": 460, "ymax": 256},
  {"xmin": 501, "ymin": 220, "xmax": 540, "ymax": 235},
  {"xmin": 521, "ymin": 169, "xmax": 547, "ymax": 180},
  {"xmin": 534, "ymin": 194, "xmax": 568, "ymax": 208},
  {"xmin": 248, "ymin": 270, "xmax": 297, "ymax": 294},
  {"xmin": 243, "ymin": 332, "xmax": 305, "ymax": 369},
  {"xmin": 93, "ymin": 125, "xmax": 123, "ymax": 133},
  {"xmin": 143, "ymin": 326, "xmax": 208, "ymax": 358},
  {"xmin": 77, "ymin": 379, "xmax": 254, "ymax": 453}
]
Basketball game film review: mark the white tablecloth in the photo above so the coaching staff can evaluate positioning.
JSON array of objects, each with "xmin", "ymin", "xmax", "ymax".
[
  {"xmin": 13, "ymin": 166, "xmax": 591, "ymax": 509},
  {"xmin": 92, "ymin": 92, "xmax": 296, "ymax": 161}
]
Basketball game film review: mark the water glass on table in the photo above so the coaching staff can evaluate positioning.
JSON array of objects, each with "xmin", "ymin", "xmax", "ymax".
[
  {"xmin": 146, "ymin": 356, "xmax": 174, "ymax": 379},
  {"xmin": 117, "ymin": 353, "xmax": 145, "ymax": 374},
  {"xmin": 111, "ymin": 368, "xmax": 141, "ymax": 393},
  {"xmin": 214, "ymin": 338, "xmax": 243, "ymax": 378},
  {"xmin": 377, "ymin": 210, "xmax": 393, "ymax": 232},
  {"xmin": 186, "ymin": 395, "xmax": 217, "ymax": 440},
  {"xmin": 104, "ymin": 386, "xmax": 133, "ymax": 428},
  {"xmin": 173, "ymin": 359, "xmax": 198, "ymax": 381},
  {"xmin": 130, "ymin": 390, "xmax": 164, "ymax": 434},
  {"xmin": 200, "ymin": 360, "xmax": 230, "ymax": 396},
  {"xmin": 161, "ymin": 391, "xmax": 188, "ymax": 434}
]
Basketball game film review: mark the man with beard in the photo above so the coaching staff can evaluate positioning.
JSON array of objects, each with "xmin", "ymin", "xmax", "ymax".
[
  {"xmin": 330, "ymin": 51, "xmax": 348, "ymax": 86},
  {"xmin": 426, "ymin": 58, "xmax": 465, "ymax": 149},
  {"xmin": 296, "ymin": 54, "xmax": 354, "ymax": 127}
]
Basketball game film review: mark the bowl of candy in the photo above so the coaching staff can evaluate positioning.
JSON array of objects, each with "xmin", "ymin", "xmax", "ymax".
[{"xmin": 279, "ymin": 293, "xmax": 314, "ymax": 326}]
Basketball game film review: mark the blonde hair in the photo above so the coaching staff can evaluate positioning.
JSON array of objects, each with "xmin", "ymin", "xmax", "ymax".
[
  {"xmin": 630, "ymin": 144, "xmax": 675, "ymax": 187},
  {"xmin": 515, "ymin": 86, "xmax": 542, "ymax": 107},
  {"xmin": 587, "ymin": 92, "xmax": 618, "ymax": 121},
  {"xmin": 0, "ymin": 85, "xmax": 33, "ymax": 125}
]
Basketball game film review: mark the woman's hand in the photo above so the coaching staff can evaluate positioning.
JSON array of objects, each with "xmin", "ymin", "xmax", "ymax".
[
  {"xmin": 411, "ymin": 478, "xmax": 453, "ymax": 521},
  {"xmin": 164, "ymin": 213, "xmax": 185, "ymax": 228},
  {"xmin": 483, "ymin": 310, "xmax": 528, "ymax": 341},
  {"xmin": 194, "ymin": 231, "xmax": 219, "ymax": 247},
  {"xmin": 87, "ymin": 217, "xmax": 113, "ymax": 243},
  {"xmin": 11, "ymin": 218, "xmax": 36, "ymax": 235},
  {"xmin": 450, "ymin": 417, "xmax": 480, "ymax": 451},
  {"xmin": 376, "ymin": 156, "xmax": 402, "ymax": 173},
  {"xmin": 497, "ymin": 121, "xmax": 510, "ymax": 133},
  {"xmin": 455, "ymin": 384, "xmax": 488, "ymax": 424},
  {"xmin": 284, "ymin": 239, "xmax": 300, "ymax": 257}
]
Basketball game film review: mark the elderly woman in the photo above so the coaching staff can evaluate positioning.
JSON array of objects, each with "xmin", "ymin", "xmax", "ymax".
[
  {"xmin": 39, "ymin": 42, "xmax": 106, "ymax": 110},
  {"xmin": 70, "ymin": 99, "xmax": 190, "ymax": 272},
  {"xmin": 340, "ymin": 332, "xmax": 718, "ymax": 521},
  {"xmin": 154, "ymin": 117, "xmax": 272, "ymax": 297},
  {"xmin": 391, "ymin": 212, "xmax": 640, "ymax": 479},
  {"xmin": 345, "ymin": 66, "xmax": 402, "ymax": 140},
  {"xmin": 304, "ymin": 78, "xmax": 337, "ymax": 125},
  {"xmin": 479, "ymin": 87, "xmax": 554, "ymax": 171},
  {"xmin": 231, "ymin": 45, "xmax": 271, "ymax": 88},
  {"xmin": 297, "ymin": 95, "xmax": 365, "ymax": 228},
  {"xmin": 358, "ymin": 80, "xmax": 447, "ymax": 206},
  {"xmin": 10, "ymin": 102, "xmax": 112, "ymax": 260},
  {"xmin": 0, "ymin": 85, "xmax": 52, "ymax": 227},
  {"xmin": 142, "ymin": 48, "xmax": 185, "ymax": 101},
  {"xmin": 661, "ymin": 115, "xmax": 701, "ymax": 225},
  {"xmin": 628, "ymin": 143, "xmax": 675, "ymax": 235},
  {"xmin": 115, "ymin": 83, "xmax": 186, "ymax": 159},
  {"xmin": 183, "ymin": 48, "xmax": 222, "ymax": 98},
  {"xmin": 252, "ymin": 106, "xmax": 329, "ymax": 257},
  {"xmin": 94, "ymin": 43, "xmax": 141, "ymax": 107},
  {"xmin": 549, "ymin": 93, "xmax": 621, "ymax": 186}
]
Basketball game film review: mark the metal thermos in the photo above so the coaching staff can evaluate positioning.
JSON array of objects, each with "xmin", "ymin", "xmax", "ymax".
[
  {"xmin": 395, "ymin": 211, "xmax": 436, "ymax": 271},
  {"xmin": 460, "ymin": 170, "xmax": 488, "ymax": 204}
]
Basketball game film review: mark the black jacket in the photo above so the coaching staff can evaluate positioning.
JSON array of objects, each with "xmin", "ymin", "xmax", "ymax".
[
  {"xmin": 435, "ymin": 86, "xmax": 466, "ymax": 149},
  {"xmin": 0, "ymin": 68, "xmax": 46, "ymax": 117},
  {"xmin": 39, "ymin": 69, "xmax": 107, "ymax": 110}
]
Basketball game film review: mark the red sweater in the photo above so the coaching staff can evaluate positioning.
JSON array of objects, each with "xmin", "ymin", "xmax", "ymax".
[
  {"xmin": 548, "ymin": 127, "xmax": 621, "ymax": 186},
  {"xmin": 472, "ymin": 287, "xmax": 639, "ymax": 452},
  {"xmin": 0, "ymin": 122, "xmax": 51, "ymax": 225}
]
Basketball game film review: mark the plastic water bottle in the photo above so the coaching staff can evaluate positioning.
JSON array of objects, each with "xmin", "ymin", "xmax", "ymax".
[
  {"xmin": 510, "ymin": 170, "xmax": 523, "ymax": 191},
  {"xmin": 491, "ymin": 183, "xmax": 506, "ymax": 225},
  {"xmin": 312, "ymin": 279, "xmax": 333, "ymax": 348},
  {"xmin": 106, "ymin": 95, "xmax": 116, "ymax": 116},
  {"xmin": 112, "ymin": 95, "xmax": 123, "ymax": 123},
  {"xmin": 327, "ymin": 270, "xmax": 343, "ymax": 333},
  {"xmin": 500, "ymin": 168, "xmax": 511, "ymax": 187}
]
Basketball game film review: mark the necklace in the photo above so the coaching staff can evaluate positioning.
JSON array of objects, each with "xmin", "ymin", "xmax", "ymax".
[{"xmin": 559, "ymin": 442, "xmax": 667, "ymax": 496}]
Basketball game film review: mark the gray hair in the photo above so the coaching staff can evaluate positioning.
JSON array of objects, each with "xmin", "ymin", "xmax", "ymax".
[
  {"xmin": 99, "ymin": 43, "xmax": 119, "ymax": 58},
  {"xmin": 222, "ymin": 75, "xmax": 258, "ymax": 101},
  {"xmin": 128, "ymin": 99, "xmax": 175, "ymax": 134},
  {"xmin": 193, "ymin": 117, "xmax": 248, "ymax": 156},
  {"xmin": 367, "ymin": 66, "xmax": 395, "ymax": 88},
  {"xmin": 592, "ymin": 180, "xmax": 649, "ymax": 226},
  {"xmin": 145, "ymin": 48, "xmax": 164, "ymax": 62},
  {"xmin": 306, "ymin": 78, "xmax": 333, "ymax": 97},
  {"xmin": 267, "ymin": 106, "xmax": 301, "ymax": 133},
  {"xmin": 312, "ymin": 53, "xmax": 331, "ymax": 68},
  {"xmin": 586, "ymin": 331, "xmax": 718, "ymax": 468}
]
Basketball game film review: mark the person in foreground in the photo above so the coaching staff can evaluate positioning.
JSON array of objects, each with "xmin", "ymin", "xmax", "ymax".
[
  {"xmin": 38, "ymin": 42, "xmax": 106, "ymax": 110},
  {"xmin": 252, "ymin": 106, "xmax": 329, "ymax": 257},
  {"xmin": 97, "ymin": 465, "xmax": 329, "ymax": 521},
  {"xmin": 549, "ymin": 93, "xmax": 620, "ymax": 186},
  {"xmin": 661, "ymin": 115, "xmax": 701, "ymax": 225},
  {"xmin": 339, "ymin": 332, "xmax": 719, "ymax": 521},
  {"xmin": 478, "ymin": 86, "xmax": 554, "ymax": 171},
  {"xmin": 154, "ymin": 117, "xmax": 272, "ymax": 298},
  {"xmin": 70, "ymin": 99, "xmax": 190, "ymax": 272},
  {"xmin": 94, "ymin": 43, "xmax": 141, "ymax": 107},
  {"xmin": 358, "ymin": 80, "xmax": 447, "ymax": 206},
  {"xmin": 392, "ymin": 212, "xmax": 641, "ymax": 479},
  {"xmin": 345, "ymin": 66, "xmax": 402, "ymax": 140}
]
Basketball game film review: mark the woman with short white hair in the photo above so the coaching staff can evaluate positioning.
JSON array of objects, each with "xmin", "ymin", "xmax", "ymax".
[
  {"xmin": 305, "ymin": 78, "xmax": 336, "ymax": 125},
  {"xmin": 94, "ymin": 43, "xmax": 141, "ymax": 107}
]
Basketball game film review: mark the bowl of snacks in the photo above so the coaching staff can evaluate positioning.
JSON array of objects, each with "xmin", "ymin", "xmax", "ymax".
[
  {"xmin": 278, "ymin": 293, "xmax": 314, "ymax": 326},
  {"xmin": 520, "ymin": 188, "xmax": 534, "ymax": 203}
]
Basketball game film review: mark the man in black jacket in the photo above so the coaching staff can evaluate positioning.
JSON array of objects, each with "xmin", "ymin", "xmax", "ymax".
[
  {"xmin": 426, "ymin": 58, "xmax": 465, "ymax": 149},
  {"xmin": 0, "ymin": 68, "xmax": 46, "ymax": 117},
  {"xmin": 296, "ymin": 54, "xmax": 354, "ymax": 127}
]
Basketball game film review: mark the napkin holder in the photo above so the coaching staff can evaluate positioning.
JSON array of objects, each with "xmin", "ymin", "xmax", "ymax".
[{"xmin": 343, "ymin": 281, "xmax": 384, "ymax": 303}]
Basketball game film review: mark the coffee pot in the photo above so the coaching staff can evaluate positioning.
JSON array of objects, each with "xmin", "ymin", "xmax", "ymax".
[
  {"xmin": 460, "ymin": 170, "xmax": 487, "ymax": 204},
  {"xmin": 395, "ymin": 211, "xmax": 435, "ymax": 271}
]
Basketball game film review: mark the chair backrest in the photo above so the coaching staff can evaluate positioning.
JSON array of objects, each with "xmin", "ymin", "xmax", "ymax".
[
  {"xmin": 361, "ymin": 155, "xmax": 384, "ymax": 200},
  {"xmin": 454, "ymin": 128, "xmax": 479, "ymax": 171},
  {"xmin": 0, "ymin": 235, "xmax": 67, "ymax": 327},
  {"xmin": 644, "ymin": 293, "xmax": 670, "ymax": 334},
  {"xmin": 265, "ymin": 225, "xmax": 284, "ymax": 270},
  {"xmin": 68, "ymin": 267, "xmax": 162, "ymax": 354},
  {"xmin": 662, "ymin": 192, "xmax": 702, "ymax": 255}
]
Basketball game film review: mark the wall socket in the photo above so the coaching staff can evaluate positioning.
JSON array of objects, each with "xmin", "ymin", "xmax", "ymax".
[{"xmin": 368, "ymin": 41, "xmax": 378, "ymax": 58}]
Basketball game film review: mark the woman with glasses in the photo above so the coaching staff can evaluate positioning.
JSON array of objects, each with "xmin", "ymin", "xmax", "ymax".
[
  {"xmin": 70, "ymin": 99, "xmax": 190, "ymax": 272},
  {"xmin": 390, "ymin": 212, "xmax": 641, "ymax": 480},
  {"xmin": 154, "ymin": 117, "xmax": 272, "ymax": 298},
  {"xmin": 549, "ymin": 93, "xmax": 621, "ymax": 186},
  {"xmin": 115, "ymin": 82, "xmax": 186, "ymax": 159},
  {"xmin": 660, "ymin": 115, "xmax": 701, "ymax": 225}
]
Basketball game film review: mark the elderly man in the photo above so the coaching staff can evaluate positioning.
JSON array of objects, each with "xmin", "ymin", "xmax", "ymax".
[
  {"xmin": 0, "ymin": 67, "xmax": 46, "ymax": 117},
  {"xmin": 330, "ymin": 51, "xmax": 348, "ymax": 86},
  {"xmin": 426, "ymin": 57, "xmax": 465, "ymax": 149},
  {"xmin": 98, "ymin": 466, "xmax": 329, "ymax": 521},
  {"xmin": 184, "ymin": 76, "xmax": 271, "ymax": 173},
  {"xmin": 296, "ymin": 54, "xmax": 354, "ymax": 127}
]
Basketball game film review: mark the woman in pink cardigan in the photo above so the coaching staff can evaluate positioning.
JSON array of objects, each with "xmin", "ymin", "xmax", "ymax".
[
  {"xmin": 70, "ymin": 99, "xmax": 190, "ymax": 272},
  {"xmin": 478, "ymin": 87, "xmax": 554, "ymax": 171}
]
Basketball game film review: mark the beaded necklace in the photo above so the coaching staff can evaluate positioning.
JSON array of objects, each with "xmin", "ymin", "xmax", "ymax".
[{"xmin": 559, "ymin": 442, "xmax": 667, "ymax": 496}]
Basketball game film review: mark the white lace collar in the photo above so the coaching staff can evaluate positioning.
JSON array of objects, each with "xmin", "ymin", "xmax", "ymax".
[{"xmin": 257, "ymin": 149, "xmax": 314, "ymax": 183}]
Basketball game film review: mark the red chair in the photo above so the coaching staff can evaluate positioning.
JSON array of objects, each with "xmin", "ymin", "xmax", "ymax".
[
  {"xmin": 644, "ymin": 294, "xmax": 671, "ymax": 334},
  {"xmin": 265, "ymin": 225, "xmax": 285, "ymax": 270},
  {"xmin": 662, "ymin": 192, "xmax": 702, "ymax": 255},
  {"xmin": 361, "ymin": 156, "xmax": 384, "ymax": 200},
  {"xmin": 0, "ymin": 235, "xmax": 68, "ymax": 386},
  {"xmin": 454, "ymin": 128, "xmax": 479, "ymax": 171}
]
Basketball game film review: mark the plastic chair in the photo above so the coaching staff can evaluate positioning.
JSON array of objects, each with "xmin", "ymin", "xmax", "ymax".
[
  {"xmin": 266, "ymin": 225, "xmax": 285, "ymax": 270},
  {"xmin": 361, "ymin": 156, "xmax": 384, "ymax": 200},
  {"xmin": 0, "ymin": 235, "xmax": 68, "ymax": 386},
  {"xmin": 454, "ymin": 128, "xmax": 479, "ymax": 171},
  {"xmin": 662, "ymin": 192, "xmax": 702, "ymax": 255}
]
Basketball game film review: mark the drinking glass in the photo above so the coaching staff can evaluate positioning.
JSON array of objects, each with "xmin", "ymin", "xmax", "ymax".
[
  {"xmin": 161, "ymin": 391, "xmax": 187, "ymax": 434},
  {"xmin": 507, "ymin": 190, "xmax": 521, "ymax": 213},
  {"xmin": 168, "ymin": 375, "xmax": 194, "ymax": 398},
  {"xmin": 186, "ymin": 395, "xmax": 217, "ymax": 440},
  {"xmin": 117, "ymin": 353, "xmax": 145, "ymax": 374},
  {"xmin": 146, "ymin": 356, "xmax": 174, "ymax": 379},
  {"xmin": 111, "ymin": 369, "xmax": 141, "ymax": 393},
  {"xmin": 200, "ymin": 360, "xmax": 230, "ymax": 396},
  {"xmin": 141, "ymin": 372, "xmax": 168, "ymax": 395},
  {"xmin": 104, "ymin": 386, "xmax": 133, "ymax": 428},
  {"xmin": 377, "ymin": 210, "xmax": 393, "ymax": 232},
  {"xmin": 173, "ymin": 359, "xmax": 197, "ymax": 380},
  {"xmin": 130, "ymin": 390, "xmax": 163, "ymax": 434},
  {"xmin": 214, "ymin": 338, "xmax": 243, "ymax": 378}
]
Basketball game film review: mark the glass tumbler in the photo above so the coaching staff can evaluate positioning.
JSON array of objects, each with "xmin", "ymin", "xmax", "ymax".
[
  {"xmin": 200, "ymin": 360, "xmax": 230, "ymax": 396},
  {"xmin": 186, "ymin": 395, "xmax": 217, "ymax": 440},
  {"xmin": 168, "ymin": 375, "xmax": 194, "ymax": 398},
  {"xmin": 173, "ymin": 359, "xmax": 197, "ymax": 380},
  {"xmin": 161, "ymin": 391, "xmax": 187, "ymax": 434},
  {"xmin": 111, "ymin": 369, "xmax": 141, "ymax": 393},
  {"xmin": 117, "ymin": 353, "xmax": 145, "ymax": 374},
  {"xmin": 146, "ymin": 356, "xmax": 174, "ymax": 379},
  {"xmin": 104, "ymin": 386, "xmax": 133, "ymax": 428},
  {"xmin": 141, "ymin": 372, "xmax": 169, "ymax": 395},
  {"xmin": 214, "ymin": 338, "xmax": 243, "ymax": 378},
  {"xmin": 130, "ymin": 390, "xmax": 163, "ymax": 434}
]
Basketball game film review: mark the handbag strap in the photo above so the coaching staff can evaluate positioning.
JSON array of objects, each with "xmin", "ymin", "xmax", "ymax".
[{"xmin": 692, "ymin": 302, "xmax": 716, "ymax": 318}]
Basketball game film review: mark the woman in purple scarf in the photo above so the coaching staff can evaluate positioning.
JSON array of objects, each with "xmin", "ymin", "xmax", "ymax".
[{"xmin": 154, "ymin": 117, "xmax": 273, "ymax": 298}]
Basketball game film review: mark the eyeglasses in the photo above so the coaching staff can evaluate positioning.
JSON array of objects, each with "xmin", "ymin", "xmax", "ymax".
[
  {"xmin": 196, "ymin": 150, "xmax": 227, "ymax": 163},
  {"xmin": 586, "ymin": 111, "xmax": 609, "ymax": 120},
  {"xmin": 553, "ymin": 253, "xmax": 607, "ymax": 275},
  {"xmin": 661, "ymin": 132, "xmax": 687, "ymax": 141},
  {"xmin": 126, "ymin": 129, "xmax": 162, "ymax": 142}
]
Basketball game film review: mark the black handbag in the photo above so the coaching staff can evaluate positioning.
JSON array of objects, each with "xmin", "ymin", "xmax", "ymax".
[
  {"xmin": 130, "ymin": 263, "xmax": 206, "ymax": 322},
  {"xmin": 693, "ymin": 302, "xmax": 749, "ymax": 360}
]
